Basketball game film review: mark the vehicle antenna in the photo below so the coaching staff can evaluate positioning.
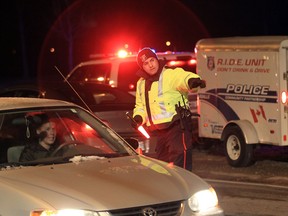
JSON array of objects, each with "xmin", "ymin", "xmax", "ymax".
[{"xmin": 54, "ymin": 66, "xmax": 94, "ymax": 114}]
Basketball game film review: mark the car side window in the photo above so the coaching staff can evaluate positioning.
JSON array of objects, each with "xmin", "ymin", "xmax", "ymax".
[
  {"xmin": 70, "ymin": 63, "xmax": 112, "ymax": 84},
  {"xmin": 118, "ymin": 62, "xmax": 140, "ymax": 92},
  {"xmin": 0, "ymin": 113, "xmax": 30, "ymax": 163},
  {"xmin": 93, "ymin": 93, "xmax": 116, "ymax": 104},
  {"xmin": 0, "ymin": 90, "xmax": 40, "ymax": 98}
]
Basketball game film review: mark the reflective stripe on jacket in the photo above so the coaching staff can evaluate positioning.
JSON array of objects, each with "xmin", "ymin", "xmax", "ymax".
[{"xmin": 133, "ymin": 67, "xmax": 200, "ymax": 127}]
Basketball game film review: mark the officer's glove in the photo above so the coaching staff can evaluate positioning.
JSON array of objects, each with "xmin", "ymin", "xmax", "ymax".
[
  {"xmin": 130, "ymin": 115, "xmax": 143, "ymax": 129},
  {"xmin": 188, "ymin": 78, "xmax": 206, "ymax": 89}
]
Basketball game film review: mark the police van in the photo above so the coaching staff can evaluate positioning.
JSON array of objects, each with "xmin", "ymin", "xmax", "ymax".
[
  {"xmin": 195, "ymin": 36, "xmax": 288, "ymax": 167},
  {"xmin": 65, "ymin": 51, "xmax": 196, "ymax": 95}
]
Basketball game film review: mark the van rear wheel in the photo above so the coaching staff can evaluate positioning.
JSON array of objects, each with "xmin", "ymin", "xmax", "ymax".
[{"xmin": 224, "ymin": 126, "xmax": 254, "ymax": 167}]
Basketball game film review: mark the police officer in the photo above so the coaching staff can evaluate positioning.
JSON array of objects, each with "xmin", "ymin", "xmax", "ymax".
[{"xmin": 132, "ymin": 47, "xmax": 205, "ymax": 171}]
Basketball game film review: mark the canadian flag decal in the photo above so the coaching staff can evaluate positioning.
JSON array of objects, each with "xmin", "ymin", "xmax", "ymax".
[{"xmin": 250, "ymin": 105, "xmax": 267, "ymax": 123}]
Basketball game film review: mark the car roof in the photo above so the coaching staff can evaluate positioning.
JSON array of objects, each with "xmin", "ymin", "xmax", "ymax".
[
  {"xmin": 80, "ymin": 51, "xmax": 195, "ymax": 64},
  {"xmin": 66, "ymin": 51, "xmax": 196, "ymax": 77},
  {"xmin": 0, "ymin": 97, "xmax": 75, "ymax": 111}
]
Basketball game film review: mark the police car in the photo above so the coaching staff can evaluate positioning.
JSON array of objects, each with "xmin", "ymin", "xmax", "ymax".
[{"xmin": 65, "ymin": 50, "xmax": 197, "ymax": 95}]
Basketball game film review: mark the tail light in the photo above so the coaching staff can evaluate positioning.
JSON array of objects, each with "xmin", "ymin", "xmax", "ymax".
[
  {"xmin": 281, "ymin": 91, "xmax": 287, "ymax": 104},
  {"xmin": 189, "ymin": 59, "xmax": 197, "ymax": 65},
  {"xmin": 167, "ymin": 60, "xmax": 185, "ymax": 67},
  {"xmin": 128, "ymin": 84, "xmax": 135, "ymax": 90},
  {"xmin": 166, "ymin": 59, "xmax": 197, "ymax": 67}
]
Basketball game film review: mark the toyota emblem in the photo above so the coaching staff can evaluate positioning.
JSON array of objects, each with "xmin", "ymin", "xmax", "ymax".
[{"xmin": 142, "ymin": 207, "xmax": 157, "ymax": 216}]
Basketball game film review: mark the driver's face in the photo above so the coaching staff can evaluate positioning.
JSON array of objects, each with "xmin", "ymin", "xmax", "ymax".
[{"xmin": 37, "ymin": 122, "xmax": 56, "ymax": 145}]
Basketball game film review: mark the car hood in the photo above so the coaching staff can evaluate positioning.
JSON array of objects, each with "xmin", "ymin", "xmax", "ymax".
[{"xmin": 0, "ymin": 155, "xmax": 209, "ymax": 211}]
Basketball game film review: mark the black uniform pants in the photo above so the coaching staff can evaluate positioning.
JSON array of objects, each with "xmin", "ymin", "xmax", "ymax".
[{"xmin": 154, "ymin": 121, "xmax": 193, "ymax": 171}]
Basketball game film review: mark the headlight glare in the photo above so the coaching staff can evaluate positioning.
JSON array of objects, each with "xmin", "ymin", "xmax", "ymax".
[
  {"xmin": 188, "ymin": 187, "xmax": 219, "ymax": 212},
  {"xmin": 30, "ymin": 209, "xmax": 106, "ymax": 216}
]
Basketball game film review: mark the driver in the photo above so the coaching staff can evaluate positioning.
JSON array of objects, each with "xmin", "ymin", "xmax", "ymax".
[{"xmin": 19, "ymin": 113, "xmax": 59, "ymax": 162}]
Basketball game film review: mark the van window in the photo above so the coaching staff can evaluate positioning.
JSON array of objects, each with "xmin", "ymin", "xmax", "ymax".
[
  {"xmin": 118, "ymin": 62, "xmax": 140, "ymax": 92},
  {"xmin": 70, "ymin": 63, "xmax": 111, "ymax": 84}
]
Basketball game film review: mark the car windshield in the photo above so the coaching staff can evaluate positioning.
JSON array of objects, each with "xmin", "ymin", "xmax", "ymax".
[{"xmin": 0, "ymin": 107, "xmax": 135, "ymax": 167}]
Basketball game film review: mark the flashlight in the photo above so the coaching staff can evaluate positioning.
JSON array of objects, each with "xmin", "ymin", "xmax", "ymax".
[{"xmin": 126, "ymin": 112, "xmax": 150, "ymax": 139}]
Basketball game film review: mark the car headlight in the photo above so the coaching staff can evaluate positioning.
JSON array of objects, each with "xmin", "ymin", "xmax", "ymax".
[
  {"xmin": 188, "ymin": 187, "xmax": 219, "ymax": 212},
  {"xmin": 30, "ymin": 209, "xmax": 109, "ymax": 216}
]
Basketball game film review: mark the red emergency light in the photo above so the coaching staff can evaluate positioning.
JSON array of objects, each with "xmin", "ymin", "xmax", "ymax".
[{"xmin": 117, "ymin": 49, "xmax": 128, "ymax": 58}]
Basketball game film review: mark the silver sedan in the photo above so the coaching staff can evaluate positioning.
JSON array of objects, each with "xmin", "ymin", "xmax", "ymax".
[{"xmin": 0, "ymin": 97, "xmax": 224, "ymax": 216}]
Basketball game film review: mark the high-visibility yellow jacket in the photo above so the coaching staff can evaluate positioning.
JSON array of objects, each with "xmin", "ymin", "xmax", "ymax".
[{"xmin": 133, "ymin": 67, "xmax": 200, "ymax": 129}]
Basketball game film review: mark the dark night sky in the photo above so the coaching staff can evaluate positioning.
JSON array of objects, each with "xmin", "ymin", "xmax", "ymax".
[{"xmin": 1, "ymin": 0, "xmax": 288, "ymax": 86}]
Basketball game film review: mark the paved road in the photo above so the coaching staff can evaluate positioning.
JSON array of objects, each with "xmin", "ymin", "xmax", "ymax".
[
  {"xmin": 145, "ymin": 142, "xmax": 288, "ymax": 215},
  {"xmin": 190, "ymin": 145, "xmax": 288, "ymax": 215},
  {"xmin": 207, "ymin": 179, "xmax": 288, "ymax": 216},
  {"xmin": 191, "ymin": 144, "xmax": 288, "ymax": 186}
]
